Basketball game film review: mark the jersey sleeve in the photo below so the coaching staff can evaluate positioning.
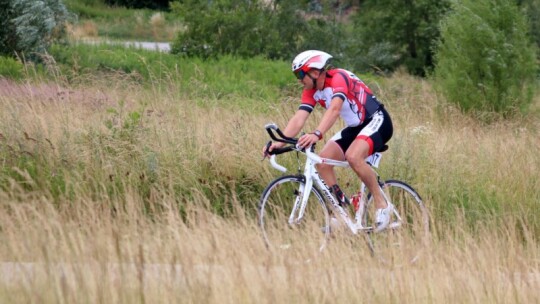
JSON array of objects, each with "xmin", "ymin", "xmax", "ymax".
[
  {"xmin": 330, "ymin": 71, "xmax": 349, "ymax": 101},
  {"xmin": 299, "ymin": 89, "xmax": 317, "ymax": 113}
]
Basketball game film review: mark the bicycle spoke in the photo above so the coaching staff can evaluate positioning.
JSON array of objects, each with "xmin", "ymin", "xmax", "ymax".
[
  {"xmin": 259, "ymin": 176, "xmax": 330, "ymax": 253},
  {"xmin": 364, "ymin": 180, "xmax": 429, "ymax": 266}
]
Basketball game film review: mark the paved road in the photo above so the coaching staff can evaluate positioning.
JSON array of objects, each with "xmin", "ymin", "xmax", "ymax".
[
  {"xmin": 82, "ymin": 40, "xmax": 171, "ymax": 52},
  {"xmin": 121, "ymin": 41, "xmax": 171, "ymax": 52}
]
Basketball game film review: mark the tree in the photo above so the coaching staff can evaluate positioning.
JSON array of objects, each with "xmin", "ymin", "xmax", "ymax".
[
  {"xmin": 352, "ymin": 0, "xmax": 450, "ymax": 76},
  {"xmin": 170, "ymin": 0, "xmax": 308, "ymax": 60},
  {"xmin": 518, "ymin": 0, "xmax": 540, "ymax": 54},
  {"xmin": 0, "ymin": 0, "xmax": 18, "ymax": 56},
  {"xmin": 0, "ymin": 0, "xmax": 73, "ymax": 61},
  {"xmin": 433, "ymin": 0, "xmax": 537, "ymax": 119}
]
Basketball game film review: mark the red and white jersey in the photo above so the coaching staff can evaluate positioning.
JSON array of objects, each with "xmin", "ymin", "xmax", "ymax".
[{"xmin": 299, "ymin": 68, "xmax": 381, "ymax": 127}]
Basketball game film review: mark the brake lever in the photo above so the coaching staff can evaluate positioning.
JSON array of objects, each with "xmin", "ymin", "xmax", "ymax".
[{"xmin": 261, "ymin": 141, "xmax": 272, "ymax": 161}]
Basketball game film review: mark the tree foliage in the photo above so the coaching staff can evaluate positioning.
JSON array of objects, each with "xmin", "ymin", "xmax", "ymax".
[
  {"xmin": 170, "ymin": 0, "xmax": 307, "ymax": 60},
  {"xmin": 170, "ymin": 0, "xmax": 354, "ymax": 62},
  {"xmin": 352, "ymin": 0, "xmax": 451, "ymax": 76},
  {"xmin": 0, "ymin": 0, "xmax": 17, "ymax": 56},
  {"xmin": 0, "ymin": 0, "xmax": 73, "ymax": 61},
  {"xmin": 433, "ymin": 0, "xmax": 537, "ymax": 119},
  {"xmin": 518, "ymin": 0, "xmax": 540, "ymax": 53}
]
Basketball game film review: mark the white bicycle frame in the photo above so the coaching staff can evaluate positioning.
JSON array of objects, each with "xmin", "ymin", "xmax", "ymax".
[{"xmin": 269, "ymin": 147, "xmax": 402, "ymax": 234}]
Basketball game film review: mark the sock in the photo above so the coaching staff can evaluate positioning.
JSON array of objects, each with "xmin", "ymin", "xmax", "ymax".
[{"xmin": 331, "ymin": 184, "xmax": 350, "ymax": 207}]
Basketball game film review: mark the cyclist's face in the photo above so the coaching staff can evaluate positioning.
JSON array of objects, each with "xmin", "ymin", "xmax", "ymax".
[{"xmin": 298, "ymin": 70, "xmax": 320, "ymax": 90}]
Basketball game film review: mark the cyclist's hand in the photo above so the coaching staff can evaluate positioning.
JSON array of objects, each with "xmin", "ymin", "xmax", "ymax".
[
  {"xmin": 298, "ymin": 133, "xmax": 319, "ymax": 149},
  {"xmin": 263, "ymin": 141, "xmax": 285, "ymax": 157}
]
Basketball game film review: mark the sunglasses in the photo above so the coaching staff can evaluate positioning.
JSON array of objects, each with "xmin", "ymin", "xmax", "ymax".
[{"xmin": 294, "ymin": 69, "xmax": 306, "ymax": 80}]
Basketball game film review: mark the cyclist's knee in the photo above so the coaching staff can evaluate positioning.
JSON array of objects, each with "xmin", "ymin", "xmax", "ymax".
[
  {"xmin": 346, "ymin": 156, "xmax": 365, "ymax": 171},
  {"xmin": 345, "ymin": 145, "xmax": 369, "ymax": 163}
]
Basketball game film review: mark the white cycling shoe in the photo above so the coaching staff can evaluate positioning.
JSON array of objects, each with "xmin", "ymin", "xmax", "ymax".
[{"xmin": 374, "ymin": 202, "xmax": 394, "ymax": 233}]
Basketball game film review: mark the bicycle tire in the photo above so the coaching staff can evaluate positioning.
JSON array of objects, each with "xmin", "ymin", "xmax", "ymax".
[
  {"xmin": 364, "ymin": 180, "xmax": 429, "ymax": 265},
  {"xmin": 259, "ymin": 175, "xmax": 331, "ymax": 252}
]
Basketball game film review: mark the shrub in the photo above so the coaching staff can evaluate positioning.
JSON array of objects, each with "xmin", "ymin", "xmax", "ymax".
[
  {"xmin": 0, "ymin": 0, "xmax": 17, "ymax": 57},
  {"xmin": 352, "ymin": 0, "xmax": 451, "ymax": 76},
  {"xmin": 170, "ymin": 0, "xmax": 349, "ymax": 61},
  {"xmin": 171, "ymin": 0, "xmax": 306, "ymax": 60},
  {"xmin": 519, "ymin": 0, "xmax": 540, "ymax": 54},
  {"xmin": 47, "ymin": 44, "xmax": 292, "ymax": 105},
  {"xmin": 0, "ymin": 56, "xmax": 24, "ymax": 80},
  {"xmin": 433, "ymin": 0, "xmax": 537, "ymax": 119},
  {"xmin": 0, "ymin": 0, "xmax": 73, "ymax": 62},
  {"xmin": 64, "ymin": 0, "xmax": 132, "ymax": 19}
]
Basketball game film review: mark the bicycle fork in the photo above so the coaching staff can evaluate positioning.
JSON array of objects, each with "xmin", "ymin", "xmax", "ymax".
[
  {"xmin": 288, "ymin": 158, "xmax": 319, "ymax": 225},
  {"xmin": 287, "ymin": 177, "xmax": 311, "ymax": 225}
]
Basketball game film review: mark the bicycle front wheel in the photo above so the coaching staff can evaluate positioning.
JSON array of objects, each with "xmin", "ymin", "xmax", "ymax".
[
  {"xmin": 259, "ymin": 175, "xmax": 330, "ymax": 252},
  {"xmin": 364, "ymin": 180, "xmax": 429, "ymax": 265}
]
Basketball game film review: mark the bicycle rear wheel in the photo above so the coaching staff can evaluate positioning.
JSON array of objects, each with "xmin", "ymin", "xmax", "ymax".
[
  {"xmin": 259, "ymin": 175, "xmax": 330, "ymax": 252},
  {"xmin": 364, "ymin": 180, "xmax": 429, "ymax": 265}
]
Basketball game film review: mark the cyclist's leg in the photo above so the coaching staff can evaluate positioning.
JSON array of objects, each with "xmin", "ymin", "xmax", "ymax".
[
  {"xmin": 319, "ymin": 125, "xmax": 363, "ymax": 189},
  {"xmin": 347, "ymin": 140, "xmax": 386, "ymax": 208},
  {"xmin": 320, "ymin": 126, "xmax": 364, "ymax": 206},
  {"xmin": 345, "ymin": 108, "xmax": 393, "ymax": 210},
  {"xmin": 316, "ymin": 141, "xmax": 344, "ymax": 186}
]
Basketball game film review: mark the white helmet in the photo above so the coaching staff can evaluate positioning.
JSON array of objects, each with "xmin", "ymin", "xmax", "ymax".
[{"xmin": 291, "ymin": 50, "xmax": 333, "ymax": 74}]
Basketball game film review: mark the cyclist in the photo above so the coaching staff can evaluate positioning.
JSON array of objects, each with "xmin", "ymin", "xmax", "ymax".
[{"xmin": 263, "ymin": 50, "xmax": 394, "ymax": 231}]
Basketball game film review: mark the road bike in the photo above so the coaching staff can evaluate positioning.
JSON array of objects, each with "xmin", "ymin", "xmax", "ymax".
[{"xmin": 259, "ymin": 123, "xmax": 429, "ymax": 264}]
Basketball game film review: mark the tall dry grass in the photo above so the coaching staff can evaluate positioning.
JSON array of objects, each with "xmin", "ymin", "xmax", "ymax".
[
  {"xmin": 0, "ymin": 73, "xmax": 538, "ymax": 303},
  {"xmin": 0, "ymin": 195, "xmax": 537, "ymax": 303}
]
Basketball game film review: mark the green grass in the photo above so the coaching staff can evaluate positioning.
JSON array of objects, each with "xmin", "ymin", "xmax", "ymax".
[
  {"xmin": 65, "ymin": 0, "xmax": 135, "ymax": 19},
  {"xmin": 48, "ymin": 43, "xmax": 297, "ymax": 111},
  {"xmin": 0, "ymin": 57, "xmax": 24, "ymax": 80},
  {"xmin": 1, "ymin": 43, "xmax": 539, "ymax": 235},
  {"xmin": 0, "ymin": 46, "xmax": 539, "ymax": 303},
  {"xmin": 0, "ymin": 3, "xmax": 539, "ymax": 302},
  {"xmin": 65, "ymin": 0, "xmax": 181, "ymax": 41},
  {"xmin": 0, "ymin": 56, "xmax": 49, "ymax": 80}
]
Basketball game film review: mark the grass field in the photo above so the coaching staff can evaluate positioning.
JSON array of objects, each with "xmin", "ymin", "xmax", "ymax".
[
  {"xmin": 0, "ymin": 45, "xmax": 538, "ymax": 302},
  {"xmin": 64, "ymin": 0, "xmax": 181, "ymax": 42}
]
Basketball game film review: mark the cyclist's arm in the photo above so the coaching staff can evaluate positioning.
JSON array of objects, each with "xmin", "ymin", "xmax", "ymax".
[
  {"xmin": 314, "ymin": 96, "xmax": 343, "ymax": 136},
  {"xmin": 282, "ymin": 109, "xmax": 310, "ymax": 138},
  {"xmin": 265, "ymin": 109, "xmax": 309, "ymax": 154},
  {"xmin": 297, "ymin": 98, "xmax": 341, "ymax": 148}
]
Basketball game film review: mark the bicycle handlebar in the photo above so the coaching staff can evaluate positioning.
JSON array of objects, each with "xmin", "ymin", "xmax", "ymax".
[
  {"xmin": 264, "ymin": 123, "xmax": 305, "ymax": 156},
  {"xmin": 264, "ymin": 123, "xmax": 352, "ymax": 171},
  {"xmin": 264, "ymin": 123, "xmax": 298, "ymax": 145}
]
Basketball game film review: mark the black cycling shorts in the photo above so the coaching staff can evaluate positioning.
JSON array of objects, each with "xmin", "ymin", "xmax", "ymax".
[{"xmin": 330, "ymin": 106, "xmax": 393, "ymax": 155}]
